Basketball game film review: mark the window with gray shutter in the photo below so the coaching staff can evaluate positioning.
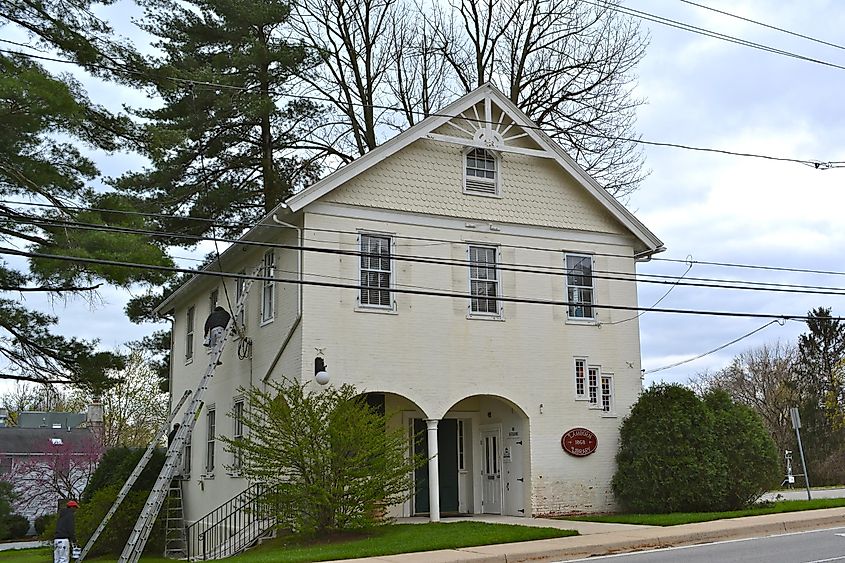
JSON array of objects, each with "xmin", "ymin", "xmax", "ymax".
[
  {"xmin": 360, "ymin": 234, "xmax": 392, "ymax": 308},
  {"xmin": 566, "ymin": 254, "xmax": 594, "ymax": 319},
  {"xmin": 469, "ymin": 245, "xmax": 499, "ymax": 314}
]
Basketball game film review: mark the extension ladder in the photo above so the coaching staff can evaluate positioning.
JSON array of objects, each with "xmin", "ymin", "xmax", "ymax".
[
  {"xmin": 76, "ymin": 389, "xmax": 192, "ymax": 562},
  {"xmin": 119, "ymin": 268, "xmax": 258, "ymax": 563}
]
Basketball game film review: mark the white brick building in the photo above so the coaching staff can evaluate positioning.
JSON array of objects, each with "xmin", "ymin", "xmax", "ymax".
[{"xmin": 159, "ymin": 84, "xmax": 664, "ymax": 527}]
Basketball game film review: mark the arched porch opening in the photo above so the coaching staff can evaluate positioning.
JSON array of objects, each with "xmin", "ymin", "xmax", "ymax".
[
  {"xmin": 430, "ymin": 394, "xmax": 530, "ymax": 517},
  {"xmin": 355, "ymin": 391, "xmax": 428, "ymax": 519}
]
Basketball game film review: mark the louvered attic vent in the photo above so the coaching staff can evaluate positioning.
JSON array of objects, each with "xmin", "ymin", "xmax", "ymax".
[{"xmin": 465, "ymin": 177, "xmax": 497, "ymax": 194}]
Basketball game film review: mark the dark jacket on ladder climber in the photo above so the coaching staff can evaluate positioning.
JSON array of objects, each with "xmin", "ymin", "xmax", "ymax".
[{"xmin": 204, "ymin": 306, "xmax": 231, "ymax": 362}]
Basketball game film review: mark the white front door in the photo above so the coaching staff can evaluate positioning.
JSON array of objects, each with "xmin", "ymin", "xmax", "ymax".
[
  {"xmin": 504, "ymin": 431, "xmax": 525, "ymax": 515},
  {"xmin": 481, "ymin": 427, "xmax": 502, "ymax": 514}
]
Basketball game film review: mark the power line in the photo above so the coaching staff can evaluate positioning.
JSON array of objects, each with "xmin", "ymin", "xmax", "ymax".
[
  {"xmin": 644, "ymin": 319, "xmax": 783, "ymax": 374},
  {"xmin": 676, "ymin": 0, "xmax": 845, "ymax": 52},
  {"xmin": 1, "ymin": 245, "xmax": 830, "ymax": 322},
  {"xmin": 589, "ymin": 0, "xmax": 845, "ymax": 73},
  {"xmin": 17, "ymin": 214, "xmax": 845, "ymax": 298},
  {"xmin": 8, "ymin": 199, "xmax": 845, "ymax": 281},
  {"xmin": 1, "ymin": 47, "xmax": 842, "ymax": 169}
]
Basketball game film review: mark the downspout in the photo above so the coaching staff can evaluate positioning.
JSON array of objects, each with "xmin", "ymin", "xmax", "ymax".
[{"xmin": 266, "ymin": 209, "xmax": 303, "ymax": 383}]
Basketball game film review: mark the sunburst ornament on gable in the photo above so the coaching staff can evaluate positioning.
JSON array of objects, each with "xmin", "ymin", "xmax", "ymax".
[{"xmin": 430, "ymin": 93, "xmax": 538, "ymax": 157}]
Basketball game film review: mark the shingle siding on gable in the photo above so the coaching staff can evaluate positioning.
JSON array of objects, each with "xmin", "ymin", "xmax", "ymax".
[{"xmin": 321, "ymin": 139, "xmax": 627, "ymax": 235}]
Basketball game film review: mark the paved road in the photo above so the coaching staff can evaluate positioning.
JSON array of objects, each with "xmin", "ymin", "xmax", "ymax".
[
  {"xmin": 761, "ymin": 487, "xmax": 845, "ymax": 502},
  {"xmin": 562, "ymin": 526, "xmax": 845, "ymax": 563},
  {"xmin": 0, "ymin": 540, "xmax": 46, "ymax": 551}
]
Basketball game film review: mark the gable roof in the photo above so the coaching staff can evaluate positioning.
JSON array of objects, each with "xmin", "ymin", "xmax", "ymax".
[
  {"xmin": 0, "ymin": 427, "xmax": 95, "ymax": 455},
  {"xmin": 157, "ymin": 84, "xmax": 663, "ymax": 314},
  {"xmin": 284, "ymin": 83, "xmax": 663, "ymax": 254}
]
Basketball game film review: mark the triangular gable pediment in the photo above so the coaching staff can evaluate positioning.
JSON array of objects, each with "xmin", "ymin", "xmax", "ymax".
[{"xmin": 282, "ymin": 84, "xmax": 662, "ymax": 255}]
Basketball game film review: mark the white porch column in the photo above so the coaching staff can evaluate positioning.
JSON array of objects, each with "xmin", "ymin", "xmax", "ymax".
[{"xmin": 425, "ymin": 419, "xmax": 440, "ymax": 522}]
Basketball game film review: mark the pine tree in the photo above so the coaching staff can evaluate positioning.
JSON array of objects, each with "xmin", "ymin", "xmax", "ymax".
[
  {"xmin": 0, "ymin": 2, "xmax": 173, "ymax": 392},
  {"xmin": 796, "ymin": 307, "xmax": 845, "ymax": 483},
  {"xmin": 117, "ymin": 0, "xmax": 324, "ymax": 240}
]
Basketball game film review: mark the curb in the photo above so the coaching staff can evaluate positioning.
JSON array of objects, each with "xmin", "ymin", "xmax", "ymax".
[{"xmin": 332, "ymin": 508, "xmax": 845, "ymax": 562}]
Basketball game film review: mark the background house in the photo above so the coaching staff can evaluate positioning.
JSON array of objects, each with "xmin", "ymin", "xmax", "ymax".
[
  {"xmin": 160, "ymin": 84, "xmax": 663, "ymax": 533},
  {"xmin": 0, "ymin": 403, "xmax": 104, "ymax": 528}
]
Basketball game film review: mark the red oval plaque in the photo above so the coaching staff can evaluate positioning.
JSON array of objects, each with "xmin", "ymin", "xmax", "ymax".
[{"xmin": 561, "ymin": 427, "xmax": 598, "ymax": 457}]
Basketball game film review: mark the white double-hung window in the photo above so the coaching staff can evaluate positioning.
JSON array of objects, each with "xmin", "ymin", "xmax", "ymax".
[
  {"xmin": 601, "ymin": 374, "xmax": 615, "ymax": 414},
  {"xmin": 565, "ymin": 253, "xmax": 594, "ymax": 319},
  {"xmin": 574, "ymin": 358, "xmax": 587, "ymax": 400},
  {"xmin": 469, "ymin": 245, "xmax": 500, "ymax": 316},
  {"xmin": 260, "ymin": 250, "xmax": 275, "ymax": 324},
  {"xmin": 205, "ymin": 407, "xmax": 216, "ymax": 475},
  {"xmin": 185, "ymin": 306, "xmax": 195, "ymax": 362},
  {"xmin": 359, "ymin": 234, "xmax": 392, "ymax": 308}
]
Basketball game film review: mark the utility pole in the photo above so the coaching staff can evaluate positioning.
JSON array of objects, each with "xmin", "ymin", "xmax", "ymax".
[{"xmin": 790, "ymin": 407, "xmax": 812, "ymax": 500}]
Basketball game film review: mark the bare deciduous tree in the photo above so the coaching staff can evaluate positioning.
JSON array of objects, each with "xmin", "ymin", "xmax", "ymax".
[
  {"xmin": 692, "ymin": 342, "xmax": 798, "ymax": 454},
  {"xmin": 68, "ymin": 350, "xmax": 169, "ymax": 448},
  {"xmin": 291, "ymin": 0, "xmax": 648, "ymax": 195}
]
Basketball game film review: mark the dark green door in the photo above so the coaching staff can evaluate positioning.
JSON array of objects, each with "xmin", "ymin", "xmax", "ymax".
[{"xmin": 413, "ymin": 419, "xmax": 459, "ymax": 514}]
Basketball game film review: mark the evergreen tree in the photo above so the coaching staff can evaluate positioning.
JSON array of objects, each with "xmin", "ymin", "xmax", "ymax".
[
  {"xmin": 117, "ymin": 0, "xmax": 324, "ymax": 240},
  {"xmin": 0, "ymin": 2, "xmax": 173, "ymax": 392},
  {"xmin": 117, "ymin": 0, "xmax": 324, "ymax": 387},
  {"xmin": 795, "ymin": 307, "xmax": 845, "ymax": 483}
]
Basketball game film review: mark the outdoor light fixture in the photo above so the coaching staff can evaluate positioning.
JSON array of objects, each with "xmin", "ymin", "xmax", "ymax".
[{"xmin": 314, "ymin": 356, "xmax": 330, "ymax": 385}]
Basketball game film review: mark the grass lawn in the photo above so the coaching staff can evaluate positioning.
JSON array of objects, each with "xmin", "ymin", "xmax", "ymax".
[
  {"xmin": 561, "ymin": 497, "xmax": 845, "ymax": 526},
  {"xmin": 0, "ymin": 522, "xmax": 577, "ymax": 563}
]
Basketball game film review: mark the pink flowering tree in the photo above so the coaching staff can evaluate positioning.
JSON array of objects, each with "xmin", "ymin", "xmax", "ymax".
[{"xmin": 2, "ymin": 432, "xmax": 103, "ymax": 518}]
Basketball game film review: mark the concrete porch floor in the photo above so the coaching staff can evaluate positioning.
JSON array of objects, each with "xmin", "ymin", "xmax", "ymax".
[{"xmin": 396, "ymin": 514, "xmax": 654, "ymax": 536}]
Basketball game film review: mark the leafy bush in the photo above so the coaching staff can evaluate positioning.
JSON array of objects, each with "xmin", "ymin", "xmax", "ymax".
[
  {"xmin": 74, "ymin": 446, "xmax": 166, "ymax": 555},
  {"xmin": 76, "ymin": 485, "xmax": 164, "ymax": 556},
  {"xmin": 35, "ymin": 513, "xmax": 54, "ymax": 536},
  {"xmin": 223, "ymin": 381, "xmax": 423, "ymax": 534},
  {"xmin": 613, "ymin": 385, "xmax": 725, "ymax": 513},
  {"xmin": 82, "ymin": 447, "xmax": 166, "ymax": 502},
  {"xmin": 2, "ymin": 514, "xmax": 30, "ymax": 539},
  {"xmin": 703, "ymin": 390, "xmax": 779, "ymax": 509},
  {"xmin": 613, "ymin": 384, "xmax": 779, "ymax": 514},
  {"xmin": 0, "ymin": 482, "xmax": 16, "ymax": 540}
]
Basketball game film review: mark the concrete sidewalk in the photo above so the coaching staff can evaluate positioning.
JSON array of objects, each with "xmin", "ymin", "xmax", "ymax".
[{"xmin": 329, "ymin": 508, "xmax": 845, "ymax": 563}]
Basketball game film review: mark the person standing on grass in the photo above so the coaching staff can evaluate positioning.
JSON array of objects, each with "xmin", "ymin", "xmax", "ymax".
[{"xmin": 54, "ymin": 500, "xmax": 78, "ymax": 563}]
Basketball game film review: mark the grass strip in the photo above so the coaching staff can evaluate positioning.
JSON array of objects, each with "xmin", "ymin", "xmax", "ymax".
[
  {"xmin": 562, "ymin": 497, "xmax": 845, "ymax": 526},
  {"xmin": 0, "ymin": 522, "xmax": 576, "ymax": 563}
]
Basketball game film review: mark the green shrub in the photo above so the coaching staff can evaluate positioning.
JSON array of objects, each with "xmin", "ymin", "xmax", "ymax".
[
  {"xmin": 703, "ymin": 390, "xmax": 779, "ymax": 509},
  {"xmin": 34, "ymin": 513, "xmax": 54, "ymax": 536},
  {"xmin": 82, "ymin": 447, "xmax": 166, "ymax": 502},
  {"xmin": 613, "ymin": 384, "xmax": 726, "ymax": 513},
  {"xmin": 613, "ymin": 384, "xmax": 780, "ymax": 514},
  {"xmin": 76, "ymin": 485, "xmax": 165, "ymax": 556},
  {"xmin": 74, "ymin": 446, "xmax": 166, "ymax": 555},
  {"xmin": 2, "ymin": 514, "xmax": 30, "ymax": 539}
]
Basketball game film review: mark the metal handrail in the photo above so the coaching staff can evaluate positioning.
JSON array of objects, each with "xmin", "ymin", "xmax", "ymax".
[{"xmin": 186, "ymin": 482, "xmax": 277, "ymax": 560}]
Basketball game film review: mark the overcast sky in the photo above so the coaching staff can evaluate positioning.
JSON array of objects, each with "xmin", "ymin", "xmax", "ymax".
[{"xmin": 6, "ymin": 0, "xmax": 845, "ymax": 390}]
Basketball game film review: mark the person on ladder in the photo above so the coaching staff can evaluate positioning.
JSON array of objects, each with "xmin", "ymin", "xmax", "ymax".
[
  {"xmin": 204, "ymin": 306, "xmax": 231, "ymax": 364},
  {"xmin": 54, "ymin": 500, "xmax": 78, "ymax": 563}
]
